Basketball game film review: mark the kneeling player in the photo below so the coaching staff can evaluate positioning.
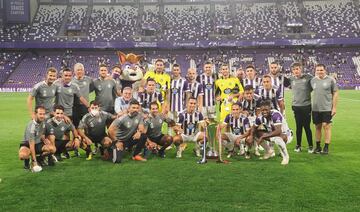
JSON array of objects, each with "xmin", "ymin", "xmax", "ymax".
[
  {"xmin": 18, "ymin": 106, "xmax": 56, "ymax": 171},
  {"xmin": 173, "ymin": 97, "xmax": 207, "ymax": 158},
  {"xmin": 253, "ymin": 101, "xmax": 292, "ymax": 165},
  {"xmin": 45, "ymin": 105, "xmax": 81, "ymax": 161},
  {"xmin": 77, "ymin": 101, "xmax": 116, "ymax": 160},
  {"xmin": 217, "ymin": 103, "xmax": 251, "ymax": 159},
  {"xmin": 108, "ymin": 99, "xmax": 147, "ymax": 163},
  {"xmin": 144, "ymin": 102, "xmax": 174, "ymax": 158}
]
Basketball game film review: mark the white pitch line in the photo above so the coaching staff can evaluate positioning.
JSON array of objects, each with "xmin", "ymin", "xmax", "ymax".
[{"xmin": 339, "ymin": 97, "xmax": 360, "ymax": 102}]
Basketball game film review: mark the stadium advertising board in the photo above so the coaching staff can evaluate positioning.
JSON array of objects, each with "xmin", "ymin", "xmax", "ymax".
[{"xmin": 4, "ymin": 0, "xmax": 30, "ymax": 23}]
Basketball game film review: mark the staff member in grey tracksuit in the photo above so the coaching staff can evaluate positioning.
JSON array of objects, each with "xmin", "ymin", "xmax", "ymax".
[
  {"xmin": 108, "ymin": 99, "xmax": 147, "ymax": 163},
  {"xmin": 310, "ymin": 64, "xmax": 339, "ymax": 154},
  {"xmin": 289, "ymin": 62, "xmax": 314, "ymax": 153}
]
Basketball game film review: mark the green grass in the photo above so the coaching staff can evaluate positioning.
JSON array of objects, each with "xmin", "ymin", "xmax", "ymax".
[{"xmin": 0, "ymin": 91, "xmax": 360, "ymax": 211}]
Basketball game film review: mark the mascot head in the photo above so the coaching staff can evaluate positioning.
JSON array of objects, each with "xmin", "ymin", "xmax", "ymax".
[{"xmin": 117, "ymin": 51, "xmax": 144, "ymax": 82}]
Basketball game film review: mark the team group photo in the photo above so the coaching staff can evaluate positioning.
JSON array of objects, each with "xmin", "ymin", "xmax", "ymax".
[{"xmin": 0, "ymin": 0, "xmax": 359, "ymax": 211}]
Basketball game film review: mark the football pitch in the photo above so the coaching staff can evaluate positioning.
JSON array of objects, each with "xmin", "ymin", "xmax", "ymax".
[{"xmin": 0, "ymin": 91, "xmax": 359, "ymax": 211}]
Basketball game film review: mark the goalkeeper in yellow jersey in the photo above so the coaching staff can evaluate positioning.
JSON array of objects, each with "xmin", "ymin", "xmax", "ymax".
[{"xmin": 215, "ymin": 64, "xmax": 244, "ymax": 122}]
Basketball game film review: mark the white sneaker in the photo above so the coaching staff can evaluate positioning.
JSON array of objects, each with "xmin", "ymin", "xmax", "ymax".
[
  {"xmin": 195, "ymin": 148, "xmax": 201, "ymax": 157},
  {"xmin": 255, "ymin": 149, "xmax": 261, "ymax": 156},
  {"xmin": 226, "ymin": 153, "xmax": 232, "ymax": 158},
  {"xmin": 176, "ymin": 146, "xmax": 182, "ymax": 158},
  {"xmin": 262, "ymin": 149, "xmax": 275, "ymax": 160},
  {"xmin": 308, "ymin": 147, "xmax": 314, "ymax": 154},
  {"xmin": 270, "ymin": 151, "xmax": 276, "ymax": 158},
  {"xmin": 176, "ymin": 149, "xmax": 182, "ymax": 158},
  {"xmin": 245, "ymin": 152, "xmax": 251, "ymax": 159},
  {"xmin": 281, "ymin": 157, "xmax": 289, "ymax": 165},
  {"xmin": 166, "ymin": 145, "xmax": 173, "ymax": 150},
  {"xmin": 239, "ymin": 148, "xmax": 245, "ymax": 156}
]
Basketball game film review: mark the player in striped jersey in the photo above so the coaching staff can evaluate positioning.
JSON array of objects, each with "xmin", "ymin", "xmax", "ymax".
[
  {"xmin": 168, "ymin": 64, "xmax": 190, "ymax": 119},
  {"xmin": 253, "ymin": 101, "xmax": 292, "ymax": 165},
  {"xmin": 215, "ymin": 64, "xmax": 243, "ymax": 122},
  {"xmin": 173, "ymin": 97, "xmax": 207, "ymax": 158},
  {"xmin": 241, "ymin": 85, "xmax": 263, "ymax": 156},
  {"xmin": 257, "ymin": 75, "xmax": 284, "ymax": 114},
  {"xmin": 187, "ymin": 68, "xmax": 203, "ymax": 111},
  {"xmin": 217, "ymin": 103, "xmax": 251, "ymax": 159},
  {"xmin": 196, "ymin": 61, "xmax": 217, "ymax": 119},
  {"xmin": 242, "ymin": 65, "xmax": 262, "ymax": 94},
  {"xmin": 268, "ymin": 62, "xmax": 290, "ymax": 113},
  {"xmin": 137, "ymin": 78, "xmax": 164, "ymax": 113}
]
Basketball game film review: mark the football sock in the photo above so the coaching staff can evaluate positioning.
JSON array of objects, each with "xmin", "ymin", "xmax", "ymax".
[
  {"xmin": 316, "ymin": 141, "xmax": 321, "ymax": 148},
  {"xmin": 324, "ymin": 143, "xmax": 329, "ymax": 149}
]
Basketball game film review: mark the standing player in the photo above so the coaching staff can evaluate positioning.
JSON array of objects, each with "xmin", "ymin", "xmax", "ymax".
[
  {"xmin": 217, "ymin": 103, "xmax": 251, "ymax": 158},
  {"xmin": 54, "ymin": 68, "xmax": 89, "ymax": 120},
  {"xmin": 143, "ymin": 59, "xmax": 171, "ymax": 100},
  {"xmin": 144, "ymin": 102, "xmax": 174, "ymax": 158},
  {"xmin": 108, "ymin": 100, "xmax": 147, "ymax": 163},
  {"xmin": 289, "ymin": 62, "xmax": 314, "ymax": 153},
  {"xmin": 72, "ymin": 63, "xmax": 94, "ymax": 128},
  {"xmin": 173, "ymin": 97, "xmax": 207, "ymax": 158},
  {"xmin": 168, "ymin": 64, "xmax": 190, "ymax": 121},
  {"xmin": 242, "ymin": 65, "xmax": 262, "ymax": 94},
  {"xmin": 268, "ymin": 62, "xmax": 290, "ymax": 113},
  {"xmin": 27, "ymin": 67, "xmax": 57, "ymax": 119},
  {"xmin": 310, "ymin": 64, "xmax": 339, "ymax": 154},
  {"xmin": 196, "ymin": 61, "xmax": 217, "ymax": 120},
  {"xmin": 215, "ymin": 64, "xmax": 243, "ymax": 122},
  {"xmin": 93, "ymin": 64, "xmax": 121, "ymax": 114},
  {"xmin": 18, "ymin": 106, "xmax": 56, "ymax": 170},
  {"xmin": 77, "ymin": 101, "xmax": 116, "ymax": 160},
  {"xmin": 253, "ymin": 101, "xmax": 292, "ymax": 165},
  {"xmin": 258, "ymin": 75, "xmax": 283, "ymax": 114},
  {"xmin": 137, "ymin": 78, "xmax": 164, "ymax": 113},
  {"xmin": 45, "ymin": 105, "xmax": 82, "ymax": 161},
  {"xmin": 187, "ymin": 68, "xmax": 203, "ymax": 111},
  {"xmin": 111, "ymin": 64, "xmax": 123, "ymax": 94}
]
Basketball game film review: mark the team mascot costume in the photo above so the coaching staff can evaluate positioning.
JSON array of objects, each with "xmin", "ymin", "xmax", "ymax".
[{"xmin": 116, "ymin": 51, "xmax": 145, "ymax": 93}]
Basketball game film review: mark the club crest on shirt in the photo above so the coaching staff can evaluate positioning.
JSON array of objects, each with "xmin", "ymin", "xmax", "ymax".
[
  {"xmin": 323, "ymin": 82, "xmax": 328, "ymax": 87},
  {"xmin": 233, "ymin": 128, "xmax": 241, "ymax": 134},
  {"xmin": 126, "ymin": 121, "xmax": 131, "ymax": 128},
  {"xmin": 98, "ymin": 85, "xmax": 102, "ymax": 91},
  {"xmin": 83, "ymin": 81, "xmax": 87, "ymax": 85},
  {"xmin": 61, "ymin": 126, "xmax": 65, "ymax": 132},
  {"xmin": 134, "ymin": 119, "xmax": 139, "ymax": 124},
  {"xmin": 90, "ymin": 122, "xmax": 94, "ymax": 128},
  {"xmin": 98, "ymin": 118, "xmax": 102, "ymax": 123},
  {"xmin": 187, "ymin": 123, "xmax": 195, "ymax": 130},
  {"xmin": 172, "ymin": 88, "xmax": 178, "ymax": 94},
  {"xmin": 52, "ymin": 89, "xmax": 55, "ymax": 94},
  {"xmin": 68, "ymin": 89, "xmax": 72, "ymax": 93},
  {"xmin": 107, "ymin": 84, "xmax": 111, "ymax": 88},
  {"xmin": 205, "ymin": 84, "xmax": 212, "ymax": 90},
  {"xmin": 224, "ymin": 88, "xmax": 231, "ymax": 94}
]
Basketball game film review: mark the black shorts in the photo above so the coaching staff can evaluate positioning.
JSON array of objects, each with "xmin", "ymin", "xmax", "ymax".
[
  {"xmin": 72, "ymin": 104, "xmax": 88, "ymax": 128},
  {"xmin": 19, "ymin": 142, "xmax": 44, "ymax": 155},
  {"xmin": 148, "ymin": 134, "xmax": 165, "ymax": 145},
  {"xmin": 312, "ymin": 111, "xmax": 332, "ymax": 124},
  {"xmin": 88, "ymin": 135, "xmax": 106, "ymax": 145},
  {"xmin": 55, "ymin": 140, "xmax": 69, "ymax": 152}
]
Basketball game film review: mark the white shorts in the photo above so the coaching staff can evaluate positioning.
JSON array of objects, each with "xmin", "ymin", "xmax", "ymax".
[
  {"xmin": 181, "ymin": 132, "xmax": 202, "ymax": 143},
  {"xmin": 224, "ymin": 132, "xmax": 246, "ymax": 143},
  {"xmin": 248, "ymin": 116, "xmax": 256, "ymax": 126},
  {"xmin": 269, "ymin": 130, "xmax": 293, "ymax": 145},
  {"xmin": 201, "ymin": 105, "xmax": 216, "ymax": 119},
  {"xmin": 168, "ymin": 111, "xmax": 180, "ymax": 121}
]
